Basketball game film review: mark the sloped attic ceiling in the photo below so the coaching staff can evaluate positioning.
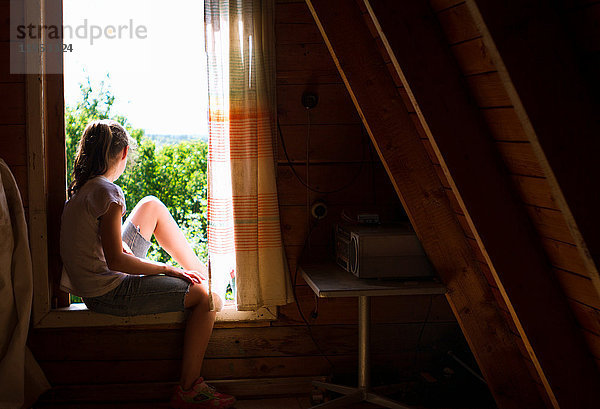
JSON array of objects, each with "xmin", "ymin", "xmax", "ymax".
[{"xmin": 305, "ymin": 0, "xmax": 600, "ymax": 408}]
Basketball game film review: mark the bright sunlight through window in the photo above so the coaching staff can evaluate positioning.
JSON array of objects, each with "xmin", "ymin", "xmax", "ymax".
[{"xmin": 63, "ymin": 0, "xmax": 236, "ymax": 306}]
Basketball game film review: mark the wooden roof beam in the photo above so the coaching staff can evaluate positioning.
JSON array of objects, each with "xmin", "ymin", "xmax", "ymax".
[
  {"xmin": 464, "ymin": 0, "xmax": 600, "ymax": 306},
  {"xmin": 363, "ymin": 1, "xmax": 600, "ymax": 408},
  {"xmin": 305, "ymin": 1, "xmax": 545, "ymax": 408}
]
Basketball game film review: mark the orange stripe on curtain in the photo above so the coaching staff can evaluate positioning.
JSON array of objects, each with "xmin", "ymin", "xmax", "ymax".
[{"xmin": 205, "ymin": 0, "xmax": 293, "ymax": 310}]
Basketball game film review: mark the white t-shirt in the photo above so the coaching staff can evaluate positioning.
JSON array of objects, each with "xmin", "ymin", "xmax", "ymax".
[{"xmin": 59, "ymin": 175, "xmax": 128, "ymax": 297}]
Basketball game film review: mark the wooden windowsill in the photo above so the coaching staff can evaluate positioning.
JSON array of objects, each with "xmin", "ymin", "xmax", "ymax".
[{"xmin": 32, "ymin": 303, "xmax": 276, "ymax": 328}]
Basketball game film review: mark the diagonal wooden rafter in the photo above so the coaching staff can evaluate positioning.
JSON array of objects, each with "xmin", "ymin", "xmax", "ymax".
[
  {"xmin": 464, "ymin": 0, "xmax": 600, "ymax": 304},
  {"xmin": 362, "ymin": 1, "xmax": 600, "ymax": 408},
  {"xmin": 305, "ymin": 1, "xmax": 545, "ymax": 408}
]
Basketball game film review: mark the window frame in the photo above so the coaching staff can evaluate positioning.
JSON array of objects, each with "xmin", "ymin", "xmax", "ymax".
[{"xmin": 28, "ymin": 0, "xmax": 275, "ymax": 328}]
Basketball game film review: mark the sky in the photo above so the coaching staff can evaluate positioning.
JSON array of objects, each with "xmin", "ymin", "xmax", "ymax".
[{"xmin": 63, "ymin": 0, "xmax": 208, "ymax": 136}]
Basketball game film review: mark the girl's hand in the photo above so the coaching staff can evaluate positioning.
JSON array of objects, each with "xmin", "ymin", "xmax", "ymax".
[
  {"xmin": 190, "ymin": 269, "xmax": 208, "ymax": 281},
  {"xmin": 164, "ymin": 266, "xmax": 206, "ymax": 284}
]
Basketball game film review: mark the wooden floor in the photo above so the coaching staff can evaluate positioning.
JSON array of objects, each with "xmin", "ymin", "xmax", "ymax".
[
  {"xmin": 34, "ymin": 396, "xmax": 379, "ymax": 408},
  {"xmin": 33, "ymin": 395, "xmax": 499, "ymax": 409}
]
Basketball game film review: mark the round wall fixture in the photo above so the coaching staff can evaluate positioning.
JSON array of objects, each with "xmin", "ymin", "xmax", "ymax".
[
  {"xmin": 302, "ymin": 92, "xmax": 319, "ymax": 109},
  {"xmin": 311, "ymin": 201, "xmax": 328, "ymax": 219}
]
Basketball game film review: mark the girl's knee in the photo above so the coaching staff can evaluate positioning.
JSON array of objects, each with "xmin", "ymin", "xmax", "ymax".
[
  {"xmin": 138, "ymin": 195, "xmax": 165, "ymax": 211},
  {"xmin": 131, "ymin": 196, "xmax": 168, "ymax": 220},
  {"xmin": 184, "ymin": 283, "xmax": 210, "ymax": 309}
]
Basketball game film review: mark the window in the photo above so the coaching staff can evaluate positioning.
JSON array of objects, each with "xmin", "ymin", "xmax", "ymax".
[
  {"xmin": 25, "ymin": 0, "xmax": 276, "ymax": 327},
  {"xmin": 61, "ymin": 0, "xmax": 217, "ymax": 305}
]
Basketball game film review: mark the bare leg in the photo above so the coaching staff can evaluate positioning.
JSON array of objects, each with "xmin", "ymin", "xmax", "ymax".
[
  {"xmin": 124, "ymin": 196, "xmax": 206, "ymax": 274},
  {"xmin": 125, "ymin": 196, "xmax": 214, "ymax": 389},
  {"xmin": 180, "ymin": 283, "xmax": 216, "ymax": 390}
]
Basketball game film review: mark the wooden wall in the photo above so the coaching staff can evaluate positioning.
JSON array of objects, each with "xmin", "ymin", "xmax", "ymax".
[
  {"xmin": 0, "ymin": 0, "xmax": 467, "ymax": 403},
  {"xmin": 357, "ymin": 0, "xmax": 600, "ymax": 404},
  {"xmin": 0, "ymin": 0, "xmax": 28, "ymax": 215}
]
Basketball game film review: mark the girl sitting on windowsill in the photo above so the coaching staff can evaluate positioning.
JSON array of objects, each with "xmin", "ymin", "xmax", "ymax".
[{"xmin": 59, "ymin": 119, "xmax": 235, "ymax": 409}]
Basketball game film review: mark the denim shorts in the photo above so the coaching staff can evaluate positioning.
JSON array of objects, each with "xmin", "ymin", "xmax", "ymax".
[{"xmin": 82, "ymin": 220, "xmax": 191, "ymax": 316}]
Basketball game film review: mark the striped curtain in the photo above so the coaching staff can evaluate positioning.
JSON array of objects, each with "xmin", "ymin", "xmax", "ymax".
[{"xmin": 205, "ymin": 0, "xmax": 293, "ymax": 310}]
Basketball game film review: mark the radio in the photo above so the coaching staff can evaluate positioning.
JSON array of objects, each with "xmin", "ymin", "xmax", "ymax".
[{"xmin": 335, "ymin": 223, "xmax": 435, "ymax": 279}]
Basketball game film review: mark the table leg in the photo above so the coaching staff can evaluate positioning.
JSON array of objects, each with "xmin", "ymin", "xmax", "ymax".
[
  {"xmin": 359, "ymin": 295, "xmax": 370, "ymax": 390},
  {"xmin": 310, "ymin": 294, "xmax": 416, "ymax": 408}
]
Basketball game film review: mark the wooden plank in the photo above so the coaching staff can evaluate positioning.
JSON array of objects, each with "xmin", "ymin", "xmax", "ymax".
[
  {"xmin": 276, "ymin": 43, "xmax": 341, "ymax": 85},
  {"xmin": 435, "ymin": 3, "xmax": 480, "ymax": 45},
  {"xmin": 430, "ymin": 0, "xmax": 465, "ymax": 12},
  {"xmin": 464, "ymin": 72, "xmax": 511, "ymax": 108},
  {"xmin": 525, "ymin": 206, "xmax": 574, "ymax": 245},
  {"xmin": 541, "ymin": 238, "xmax": 588, "ymax": 277},
  {"xmin": 284, "ymin": 244, "xmax": 330, "ymax": 277},
  {"xmin": 25, "ymin": 15, "xmax": 52, "ymax": 325},
  {"xmin": 275, "ymin": 2, "xmax": 314, "ymax": 24},
  {"xmin": 396, "ymin": 87, "xmax": 416, "ymax": 113},
  {"xmin": 39, "ymin": 357, "xmax": 336, "ymax": 385},
  {"xmin": 445, "ymin": 188, "xmax": 464, "ymax": 216},
  {"xmin": 466, "ymin": 0, "xmax": 600, "ymax": 332},
  {"xmin": 480, "ymin": 108, "xmax": 528, "ymax": 142},
  {"xmin": 433, "ymin": 164, "xmax": 451, "ymax": 189},
  {"xmin": 0, "ymin": 125, "xmax": 26, "ymax": 165},
  {"xmin": 276, "ymin": 124, "xmax": 366, "ymax": 163},
  {"xmin": 39, "ymin": 377, "xmax": 327, "ymax": 402},
  {"xmin": 29, "ymin": 322, "xmax": 457, "ymax": 361},
  {"xmin": 0, "ymin": 42, "xmax": 25, "ymax": 83},
  {"xmin": 554, "ymin": 269, "xmax": 600, "ymax": 310},
  {"xmin": 582, "ymin": 329, "xmax": 600, "ymax": 359},
  {"xmin": 450, "ymin": 38, "xmax": 495, "ymax": 76},
  {"xmin": 277, "ymin": 163, "xmax": 376, "ymax": 206},
  {"xmin": 455, "ymin": 214, "xmax": 473, "ymax": 239},
  {"xmin": 304, "ymin": 1, "xmax": 545, "ymax": 408},
  {"xmin": 373, "ymin": 37, "xmax": 392, "ymax": 64},
  {"xmin": 275, "ymin": 23, "xmax": 323, "ymax": 45},
  {"xmin": 495, "ymin": 142, "xmax": 545, "ymax": 178},
  {"xmin": 371, "ymin": 293, "xmax": 455, "ymax": 323},
  {"xmin": 45, "ymin": 70, "xmax": 68, "ymax": 307},
  {"xmin": 0, "ymin": 0, "xmax": 20, "ymax": 42},
  {"xmin": 276, "ymin": 84, "xmax": 360, "ymax": 125},
  {"xmin": 276, "ymin": 69, "xmax": 342, "ymax": 86},
  {"xmin": 280, "ymin": 205, "xmax": 310, "ymax": 246},
  {"xmin": 387, "ymin": 61, "xmax": 405, "ymax": 88},
  {"xmin": 421, "ymin": 138, "xmax": 440, "ymax": 165},
  {"xmin": 365, "ymin": 2, "xmax": 600, "ymax": 408},
  {"xmin": 30, "ymin": 326, "xmax": 352, "ymax": 361},
  {"xmin": 466, "ymin": 237, "xmax": 486, "ymax": 264},
  {"xmin": 0, "ymin": 83, "xmax": 25, "ymax": 124},
  {"xmin": 477, "ymin": 260, "xmax": 497, "ymax": 289},
  {"xmin": 570, "ymin": 300, "xmax": 600, "ymax": 336},
  {"xmin": 38, "ymin": 351, "xmax": 435, "ymax": 386},
  {"xmin": 9, "ymin": 164, "xmax": 28, "ymax": 208},
  {"xmin": 35, "ymin": 398, "xmax": 303, "ymax": 409},
  {"xmin": 510, "ymin": 175, "xmax": 556, "ymax": 210}
]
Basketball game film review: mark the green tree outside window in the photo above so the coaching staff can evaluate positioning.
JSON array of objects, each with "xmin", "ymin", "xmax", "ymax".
[{"xmin": 63, "ymin": 79, "xmax": 228, "ymax": 304}]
